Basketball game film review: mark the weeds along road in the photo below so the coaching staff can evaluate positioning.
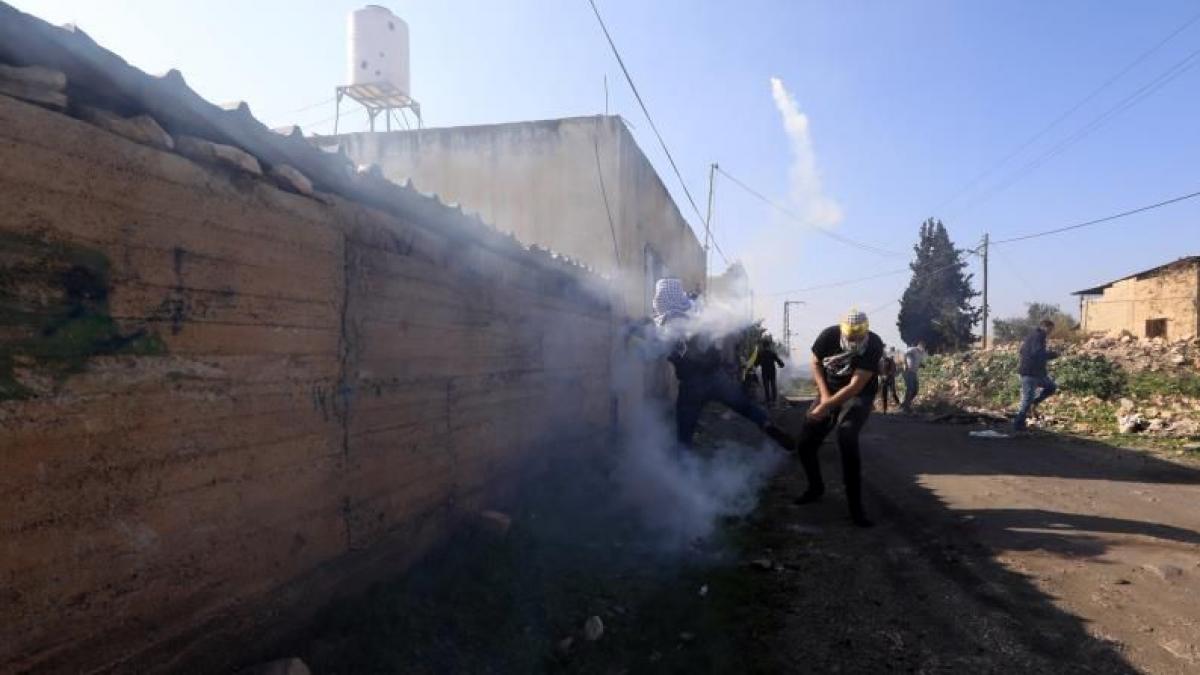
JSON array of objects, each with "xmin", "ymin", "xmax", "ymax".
[{"xmin": 769, "ymin": 405, "xmax": 1200, "ymax": 674}]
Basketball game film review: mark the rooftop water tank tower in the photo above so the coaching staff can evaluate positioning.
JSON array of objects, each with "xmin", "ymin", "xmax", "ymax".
[{"xmin": 334, "ymin": 5, "xmax": 422, "ymax": 133}]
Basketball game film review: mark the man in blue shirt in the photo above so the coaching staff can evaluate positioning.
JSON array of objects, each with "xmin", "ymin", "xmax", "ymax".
[{"xmin": 1013, "ymin": 319, "xmax": 1059, "ymax": 432}]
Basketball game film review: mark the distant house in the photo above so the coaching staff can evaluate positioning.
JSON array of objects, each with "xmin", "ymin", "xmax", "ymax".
[{"xmin": 1072, "ymin": 256, "xmax": 1200, "ymax": 340}]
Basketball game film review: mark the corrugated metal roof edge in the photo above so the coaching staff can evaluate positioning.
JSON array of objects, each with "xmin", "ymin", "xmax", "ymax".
[
  {"xmin": 0, "ymin": 1, "xmax": 608, "ymax": 301},
  {"xmin": 1071, "ymin": 256, "xmax": 1200, "ymax": 295}
]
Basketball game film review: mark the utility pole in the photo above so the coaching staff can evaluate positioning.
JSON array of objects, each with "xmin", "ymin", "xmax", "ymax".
[
  {"xmin": 782, "ymin": 296, "xmax": 801, "ymax": 355},
  {"xmin": 981, "ymin": 232, "xmax": 989, "ymax": 350},
  {"xmin": 703, "ymin": 162, "xmax": 717, "ymax": 291}
]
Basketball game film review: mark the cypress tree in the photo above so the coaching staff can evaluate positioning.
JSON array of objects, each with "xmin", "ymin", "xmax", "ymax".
[{"xmin": 897, "ymin": 219, "xmax": 981, "ymax": 353}]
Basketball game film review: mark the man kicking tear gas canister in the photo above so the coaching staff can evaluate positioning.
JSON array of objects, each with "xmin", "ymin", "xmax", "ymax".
[
  {"xmin": 644, "ymin": 278, "xmax": 794, "ymax": 452},
  {"xmin": 794, "ymin": 309, "xmax": 883, "ymax": 528}
]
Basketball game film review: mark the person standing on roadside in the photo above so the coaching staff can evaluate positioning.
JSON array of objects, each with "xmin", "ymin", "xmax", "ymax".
[
  {"xmin": 754, "ymin": 338, "xmax": 786, "ymax": 406},
  {"xmin": 878, "ymin": 350, "xmax": 900, "ymax": 413},
  {"xmin": 794, "ymin": 309, "xmax": 883, "ymax": 528},
  {"xmin": 1013, "ymin": 319, "xmax": 1059, "ymax": 431},
  {"xmin": 900, "ymin": 340, "xmax": 927, "ymax": 413}
]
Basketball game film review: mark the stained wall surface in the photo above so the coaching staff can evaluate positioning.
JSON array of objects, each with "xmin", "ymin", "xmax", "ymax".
[{"xmin": 0, "ymin": 93, "xmax": 612, "ymax": 673}]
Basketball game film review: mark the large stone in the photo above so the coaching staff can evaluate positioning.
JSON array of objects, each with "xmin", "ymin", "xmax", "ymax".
[
  {"xmin": 1117, "ymin": 413, "xmax": 1146, "ymax": 434},
  {"xmin": 0, "ymin": 63, "xmax": 66, "ymax": 90},
  {"xmin": 175, "ymin": 135, "xmax": 262, "ymax": 175},
  {"xmin": 268, "ymin": 164, "xmax": 314, "ymax": 196},
  {"xmin": 0, "ymin": 76, "xmax": 67, "ymax": 110},
  {"xmin": 583, "ymin": 615, "xmax": 605, "ymax": 641},
  {"xmin": 79, "ymin": 106, "xmax": 173, "ymax": 151}
]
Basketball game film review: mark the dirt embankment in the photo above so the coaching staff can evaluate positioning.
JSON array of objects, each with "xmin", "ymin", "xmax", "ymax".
[{"xmin": 919, "ymin": 335, "xmax": 1200, "ymax": 452}]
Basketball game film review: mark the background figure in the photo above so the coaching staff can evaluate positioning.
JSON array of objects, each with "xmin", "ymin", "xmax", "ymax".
[
  {"xmin": 900, "ymin": 340, "xmax": 926, "ymax": 413},
  {"xmin": 878, "ymin": 350, "xmax": 900, "ymax": 413},
  {"xmin": 1013, "ymin": 319, "xmax": 1060, "ymax": 431},
  {"xmin": 754, "ymin": 338, "xmax": 786, "ymax": 405}
]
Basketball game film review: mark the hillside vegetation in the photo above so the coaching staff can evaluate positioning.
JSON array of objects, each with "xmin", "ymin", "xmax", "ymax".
[{"xmin": 919, "ymin": 334, "xmax": 1200, "ymax": 451}]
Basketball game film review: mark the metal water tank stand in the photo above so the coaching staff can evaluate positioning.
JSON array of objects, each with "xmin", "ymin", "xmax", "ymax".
[{"xmin": 333, "ymin": 82, "xmax": 422, "ymax": 134}]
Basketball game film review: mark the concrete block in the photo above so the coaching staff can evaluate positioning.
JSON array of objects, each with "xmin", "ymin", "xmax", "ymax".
[
  {"xmin": 79, "ymin": 106, "xmax": 174, "ymax": 151},
  {"xmin": 0, "ymin": 63, "xmax": 67, "ymax": 90},
  {"xmin": 175, "ymin": 134, "xmax": 262, "ymax": 176},
  {"xmin": 0, "ymin": 79, "xmax": 67, "ymax": 110},
  {"xmin": 269, "ymin": 164, "xmax": 314, "ymax": 197}
]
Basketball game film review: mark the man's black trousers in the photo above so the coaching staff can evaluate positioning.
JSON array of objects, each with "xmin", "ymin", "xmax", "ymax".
[{"xmin": 795, "ymin": 396, "xmax": 871, "ymax": 517}]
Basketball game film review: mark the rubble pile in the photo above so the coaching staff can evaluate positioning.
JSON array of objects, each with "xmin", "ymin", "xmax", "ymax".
[
  {"xmin": 1074, "ymin": 333, "xmax": 1200, "ymax": 374},
  {"xmin": 921, "ymin": 335, "xmax": 1200, "ymax": 443}
]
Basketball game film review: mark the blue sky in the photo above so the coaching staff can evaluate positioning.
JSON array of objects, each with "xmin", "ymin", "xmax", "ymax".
[{"xmin": 13, "ymin": 0, "xmax": 1200, "ymax": 351}]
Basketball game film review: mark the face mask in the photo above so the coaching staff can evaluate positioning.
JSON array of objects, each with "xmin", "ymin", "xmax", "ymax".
[{"xmin": 840, "ymin": 334, "xmax": 867, "ymax": 355}]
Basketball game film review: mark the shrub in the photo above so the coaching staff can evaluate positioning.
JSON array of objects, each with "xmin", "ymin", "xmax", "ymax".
[{"xmin": 1052, "ymin": 355, "xmax": 1125, "ymax": 400}]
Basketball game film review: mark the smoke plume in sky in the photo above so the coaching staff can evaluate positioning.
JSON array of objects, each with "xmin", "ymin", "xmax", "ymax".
[{"xmin": 769, "ymin": 76, "xmax": 843, "ymax": 230}]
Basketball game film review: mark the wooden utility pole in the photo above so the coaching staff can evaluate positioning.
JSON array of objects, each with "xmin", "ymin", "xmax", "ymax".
[
  {"xmin": 981, "ymin": 233, "xmax": 989, "ymax": 350},
  {"xmin": 704, "ymin": 162, "xmax": 717, "ymax": 291}
]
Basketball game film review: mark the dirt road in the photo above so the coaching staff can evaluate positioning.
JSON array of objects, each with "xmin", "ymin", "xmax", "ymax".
[
  {"xmin": 854, "ymin": 412, "xmax": 1200, "ymax": 673},
  {"xmin": 288, "ymin": 404, "xmax": 1200, "ymax": 674}
]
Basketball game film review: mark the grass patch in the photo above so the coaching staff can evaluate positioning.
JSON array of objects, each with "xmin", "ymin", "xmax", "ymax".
[{"xmin": 1126, "ymin": 370, "xmax": 1200, "ymax": 399}]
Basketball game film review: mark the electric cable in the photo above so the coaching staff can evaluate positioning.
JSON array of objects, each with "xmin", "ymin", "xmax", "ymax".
[
  {"xmin": 936, "ymin": 8, "xmax": 1200, "ymax": 213},
  {"xmin": 717, "ymin": 166, "xmax": 902, "ymax": 257}
]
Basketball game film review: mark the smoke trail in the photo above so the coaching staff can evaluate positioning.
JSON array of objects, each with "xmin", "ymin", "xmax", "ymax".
[{"xmin": 768, "ymin": 76, "xmax": 843, "ymax": 229}]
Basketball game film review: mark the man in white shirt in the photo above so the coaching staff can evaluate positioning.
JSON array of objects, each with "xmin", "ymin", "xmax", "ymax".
[{"xmin": 900, "ymin": 341, "xmax": 926, "ymax": 413}]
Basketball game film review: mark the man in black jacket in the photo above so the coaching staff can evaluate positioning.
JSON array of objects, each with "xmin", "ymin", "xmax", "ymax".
[
  {"xmin": 754, "ymin": 338, "xmax": 786, "ymax": 405},
  {"xmin": 647, "ymin": 278, "xmax": 794, "ymax": 450},
  {"xmin": 1014, "ymin": 319, "xmax": 1059, "ymax": 431}
]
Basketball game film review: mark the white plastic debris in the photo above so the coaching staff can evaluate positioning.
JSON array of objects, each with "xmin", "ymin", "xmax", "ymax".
[{"xmin": 968, "ymin": 430, "xmax": 1010, "ymax": 439}]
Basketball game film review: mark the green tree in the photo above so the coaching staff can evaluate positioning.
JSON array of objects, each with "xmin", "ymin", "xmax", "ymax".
[
  {"xmin": 992, "ymin": 302, "xmax": 1078, "ymax": 343},
  {"xmin": 897, "ymin": 219, "xmax": 981, "ymax": 353}
]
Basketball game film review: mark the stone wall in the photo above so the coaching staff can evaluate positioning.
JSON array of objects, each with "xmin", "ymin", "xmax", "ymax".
[
  {"xmin": 0, "ymin": 93, "xmax": 612, "ymax": 673},
  {"xmin": 1081, "ymin": 262, "xmax": 1200, "ymax": 341}
]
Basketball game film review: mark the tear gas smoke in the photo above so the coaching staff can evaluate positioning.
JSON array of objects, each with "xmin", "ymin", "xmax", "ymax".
[{"xmin": 609, "ymin": 279, "xmax": 785, "ymax": 549}]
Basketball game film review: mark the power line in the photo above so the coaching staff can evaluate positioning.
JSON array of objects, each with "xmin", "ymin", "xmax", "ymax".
[
  {"xmin": 864, "ymin": 245, "xmax": 985, "ymax": 315},
  {"xmin": 960, "ymin": 42, "xmax": 1200, "ymax": 214},
  {"xmin": 992, "ymin": 186, "xmax": 1200, "ymax": 245},
  {"xmin": 763, "ymin": 267, "xmax": 911, "ymax": 297},
  {"xmin": 937, "ymin": 8, "xmax": 1200, "ymax": 213},
  {"xmin": 717, "ymin": 166, "xmax": 902, "ymax": 257},
  {"xmin": 585, "ymin": 0, "xmax": 710, "ymax": 238}
]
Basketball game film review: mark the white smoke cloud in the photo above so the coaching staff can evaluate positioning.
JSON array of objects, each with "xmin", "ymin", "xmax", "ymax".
[
  {"xmin": 768, "ymin": 76, "xmax": 843, "ymax": 229},
  {"xmin": 735, "ymin": 78, "xmax": 846, "ymax": 345}
]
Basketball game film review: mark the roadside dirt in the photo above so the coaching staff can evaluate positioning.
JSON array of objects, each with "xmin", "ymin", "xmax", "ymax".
[{"xmin": 280, "ymin": 400, "xmax": 1200, "ymax": 674}]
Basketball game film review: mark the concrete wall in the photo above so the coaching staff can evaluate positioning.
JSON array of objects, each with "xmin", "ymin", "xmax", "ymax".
[
  {"xmin": 0, "ymin": 93, "xmax": 612, "ymax": 673},
  {"xmin": 324, "ymin": 116, "xmax": 706, "ymax": 315},
  {"xmin": 325, "ymin": 116, "xmax": 706, "ymax": 424},
  {"xmin": 1080, "ymin": 262, "xmax": 1200, "ymax": 340}
]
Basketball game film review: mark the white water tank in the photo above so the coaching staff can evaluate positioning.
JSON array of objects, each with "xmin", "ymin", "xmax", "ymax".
[{"xmin": 347, "ymin": 5, "xmax": 410, "ymax": 94}]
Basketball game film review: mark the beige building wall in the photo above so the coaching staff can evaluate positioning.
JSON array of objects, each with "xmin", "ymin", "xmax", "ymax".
[
  {"xmin": 1080, "ymin": 262, "xmax": 1200, "ymax": 340},
  {"xmin": 324, "ymin": 115, "xmax": 706, "ymax": 316}
]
